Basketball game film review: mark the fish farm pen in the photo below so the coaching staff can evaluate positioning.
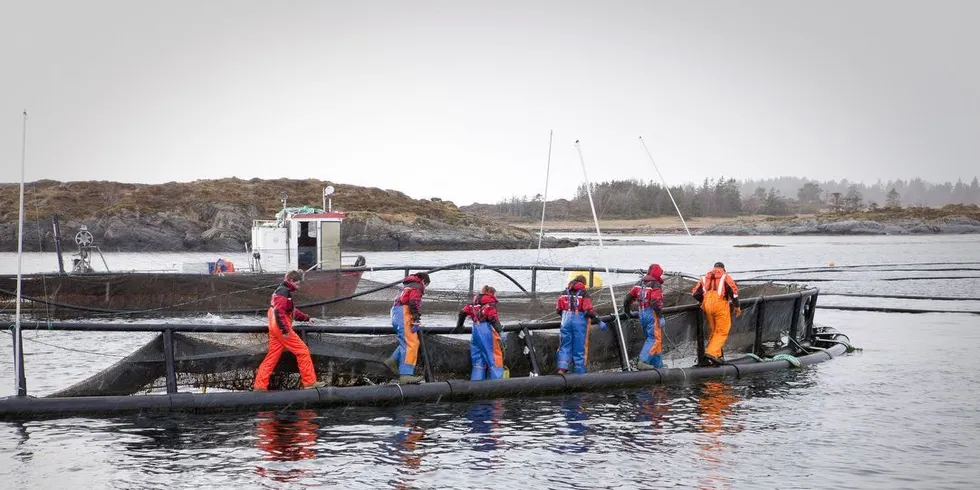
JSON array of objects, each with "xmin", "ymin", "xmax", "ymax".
[{"xmin": 0, "ymin": 263, "xmax": 857, "ymax": 419}]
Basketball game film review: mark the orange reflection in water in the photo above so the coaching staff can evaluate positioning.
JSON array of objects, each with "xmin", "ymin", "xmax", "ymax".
[
  {"xmin": 696, "ymin": 381, "xmax": 742, "ymax": 490},
  {"xmin": 254, "ymin": 409, "xmax": 319, "ymax": 484}
]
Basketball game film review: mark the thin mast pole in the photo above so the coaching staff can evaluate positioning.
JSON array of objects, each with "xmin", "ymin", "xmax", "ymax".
[
  {"xmin": 574, "ymin": 140, "xmax": 632, "ymax": 371},
  {"xmin": 535, "ymin": 130, "xmax": 554, "ymax": 262},
  {"xmin": 639, "ymin": 136, "xmax": 691, "ymax": 236},
  {"xmin": 14, "ymin": 110, "xmax": 28, "ymax": 396}
]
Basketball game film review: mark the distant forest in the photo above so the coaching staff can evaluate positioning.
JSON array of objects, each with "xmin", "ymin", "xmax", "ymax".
[{"xmin": 462, "ymin": 176, "xmax": 980, "ymax": 220}]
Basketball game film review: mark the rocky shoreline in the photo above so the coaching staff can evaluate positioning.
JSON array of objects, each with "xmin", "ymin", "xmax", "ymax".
[
  {"xmin": 0, "ymin": 206, "xmax": 577, "ymax": 253},
  {"xmin": 699, "ymin": 215, "xmax": 980, "ymax": 235}
]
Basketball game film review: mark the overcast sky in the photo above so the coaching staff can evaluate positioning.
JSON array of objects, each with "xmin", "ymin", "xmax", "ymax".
[{"xmin": 2, "ymin": 1, "xmax": 978, "ymax": 206}]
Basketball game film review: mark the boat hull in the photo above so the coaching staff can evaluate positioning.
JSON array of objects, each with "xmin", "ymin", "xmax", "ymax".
[{"xmin": 0, "ymin": 269, "xmax": 364, "ymax": 315}]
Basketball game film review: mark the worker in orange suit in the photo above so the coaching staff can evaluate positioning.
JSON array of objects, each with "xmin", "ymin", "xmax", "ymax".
[
  {"xmin": 691, "ymin": 262, "xmax": 740, "ymax": 366},
  {"xmin": 385, "ymin": 272, "xmax": 430, "ymax": 384},
  {"xmin": 254, "ymin": 270, "xmax": 326, "ymax": 390}
]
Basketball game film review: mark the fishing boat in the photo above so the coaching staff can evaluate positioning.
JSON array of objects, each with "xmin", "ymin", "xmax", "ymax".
[
  {"xmin": 0, "ymin": 265, "xmax": 857, "ymax": 419},
  {"xmin": 0, "ymin": 186, "xmax": 366, "ymax": 315}
]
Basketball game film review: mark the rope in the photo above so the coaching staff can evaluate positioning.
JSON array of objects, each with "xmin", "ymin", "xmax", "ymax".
[
  {"xmin": 770, "ymin": 354, "xmax": 802, "ymax": 368},
  {"xmin": 2, "ymin": 327, "xmax": 125, "ymax": 358}
]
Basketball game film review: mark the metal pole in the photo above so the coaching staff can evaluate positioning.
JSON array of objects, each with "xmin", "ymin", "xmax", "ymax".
[
  {"xmin": 536, "ymin": 129, "xmax": 554, "ymax": 262},
  {"xmin": 520, "ymin": 325, "xmax": 541, "ymax": 376},
  {"xmin": 468, "ymin": 263, "xmax": 475, "ymax": 299},
  {"xmin": 162, "ymin": 330, "xmax": 178, "ymax": 394},
  {"xmin": 417, "ymin": 327, "xmax": 435, "ymax": 382},
  {"xmin": 14, "ymin": 110, "xmax": 28, "ymax": 396},
  {"xmin": 753, "ymin": 298, "xmax": 766, "ymax": 355},
  {"xmin": 638, "ymin": 136, "xmax": 692, "ymax": 236},
  {"xmin": 53, "ymin": 215, "xmax": 65, "ymax": 274},
  {"xmin": 574, "ymin": 140, "xmax": 632, "ymax": 371},
  {"xmin": 789, "ymin": 295, "xmax": 803, "ymax": 343}
]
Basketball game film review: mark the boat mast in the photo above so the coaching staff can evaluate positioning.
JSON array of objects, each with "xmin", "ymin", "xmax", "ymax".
[
  {"xmin": 574, "ymin": 140, "xmax": 632, "ymax": 372},
  {"xmin": 13, "ymin": 111, "xmax": 28, "ymax": 396}
]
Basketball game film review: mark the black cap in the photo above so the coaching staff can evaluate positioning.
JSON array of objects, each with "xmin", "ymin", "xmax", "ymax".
[{"xmin": 714, "ymin": 262, "xmax": 725, "ymax": 269}]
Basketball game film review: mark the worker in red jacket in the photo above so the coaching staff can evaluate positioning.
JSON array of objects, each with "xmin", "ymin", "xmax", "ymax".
[
  {"xmin": 456, "ymin": 285, "xmax": 506, "ymax": 380},
  {"xmin": 555, "ymin": 275, "xmax": 606, "ymax": 374},
  {"xmin": 623, "ymin": 263, "xmax": 666, "ymax": 369},
  {"xmin": 385, "ymin": 272, "xmax": 430, "ymax": 383},
  {"xmin": 254, "ymin": 270, "xmax": 325, "ymax": 390}
]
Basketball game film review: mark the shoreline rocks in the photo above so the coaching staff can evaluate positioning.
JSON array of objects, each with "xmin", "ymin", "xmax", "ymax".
[
  {"xmin": 699, "ymin": 216, "xmax": 980, "ymax": 235},
  {"xmin": 0, "ymin": 207, "xmax": 577, "ymax": 253}
]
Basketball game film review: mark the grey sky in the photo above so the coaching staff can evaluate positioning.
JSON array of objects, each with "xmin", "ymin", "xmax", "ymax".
[{"xmin": 2, "ymin": 1, "xmax": 978, "ymax": 206}]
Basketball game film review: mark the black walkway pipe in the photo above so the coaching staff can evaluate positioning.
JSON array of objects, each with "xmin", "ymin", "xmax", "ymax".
[{"xmin": 0, "ymin": 343, "xmax": 846, "ymax": 419}]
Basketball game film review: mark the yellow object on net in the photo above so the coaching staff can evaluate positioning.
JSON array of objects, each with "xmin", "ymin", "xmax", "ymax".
[{"xmin": 568, "ymin": 270, "xmax": 603, "ymax": 288}]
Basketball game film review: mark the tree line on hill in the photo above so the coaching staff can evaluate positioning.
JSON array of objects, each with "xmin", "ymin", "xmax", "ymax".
[{"xmin": 461, "ymin": 176, "xmax": 980, "ymax": 220}]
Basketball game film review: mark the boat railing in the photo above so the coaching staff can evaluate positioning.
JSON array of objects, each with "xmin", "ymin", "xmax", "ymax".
[{"xmin": 7, "ymin": 288, "xmax": 819, "ymax": 396}]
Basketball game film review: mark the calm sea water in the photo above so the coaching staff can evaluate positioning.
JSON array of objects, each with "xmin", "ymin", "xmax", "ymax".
[{"xmin": 1, "ymin": 234, "xmax": 979, "ymax": 489}]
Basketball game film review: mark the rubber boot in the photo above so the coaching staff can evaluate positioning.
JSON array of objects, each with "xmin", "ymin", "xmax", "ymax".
[
  {"xmin": 383, "ymin": 357, "xmax": 399, "ymax": 375},
  {"xmin": 636, "ymin": 360, "xmax": 658, "ymax": 370},
  {"xmin": 399, "ymin": 375, "xmax": 424, "ymax": 384}
]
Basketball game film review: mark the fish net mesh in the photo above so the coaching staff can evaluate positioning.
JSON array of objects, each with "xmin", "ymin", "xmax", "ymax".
[{"xmin": 44, "ymin": 274, "xmax": 811, "ymax": 397}]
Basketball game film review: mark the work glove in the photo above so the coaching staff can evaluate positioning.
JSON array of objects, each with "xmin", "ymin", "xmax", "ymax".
[
  {"xmin": 599, "ymin": 321, "xmax": 608, "ymax": 331},
  {"xmin": 659, "ymin": 317, "xmax": 667, "ymax": 329},
  {"xmin": 733, "ymin": 307, "xmax": 742, "ymax": 318},
  {"xmin": 308, "ymin": 318, "xmax": 316, "ymax": 324},
  {"xmin": 411, "ymin": 321, "xmax": 421, "ymax": 333}
]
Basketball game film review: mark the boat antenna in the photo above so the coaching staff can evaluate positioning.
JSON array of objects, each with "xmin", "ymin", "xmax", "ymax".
[
  {"xmin": 574, "ymin": 139, "xmax": 633, "ymax": 371},
  {"xmin": 638, "ymin": 136, "xmax": 692, "ymax": 236},
  {"xmin": 535, "ymin": 129, "xmax": 554, "ymax": 263},
  {"xmin": 14, "ymin": 110, "xmax": 28, "ymax": 396}
]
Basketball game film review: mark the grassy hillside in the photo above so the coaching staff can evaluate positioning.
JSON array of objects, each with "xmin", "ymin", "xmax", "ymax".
[{"xmin": 0, "ymin": 178, "xmax": 481, "ymax": 226}]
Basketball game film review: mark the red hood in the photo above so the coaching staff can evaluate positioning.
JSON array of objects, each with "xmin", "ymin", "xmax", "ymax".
[
  {"xmin": 283, "ymin": 280, "xmax": 299, "ymax": 291},
  {"xmin": 567, "ymin": 280, "xmax": 587, "ymax": 292},
  {"xmin": 643, "ymin": 264, "xmax": 664, "ymax": 284},
  {"xmin": 403, "ymin": 275, "xmax": 427, "ymax": 290},
  {"xmin": 476, "ymin": 293, "xmax": 498, "ymax": 305}
]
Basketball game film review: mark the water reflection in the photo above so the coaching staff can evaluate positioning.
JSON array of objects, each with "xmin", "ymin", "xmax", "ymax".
[
  {"xmin": 551, "ymin": 393, "xmax": 592, "ymax": 455},
  {"xmin": 636, "ymin": 385, "xmax": 672, "ymax": 428},
  {"xmin": 695, "ymin": 381, "xmax": 742, "ymax": 490},
  {"xmin": 465, "ymin": 398, "xmax": 504, "ymax": 453},
  {"xmin": 254, "ymin": 409, "xmax": 319, "ymax": 484},
  {"xmin": 389, "ymin": 413, "xmax": 426, "ymax": 489}
]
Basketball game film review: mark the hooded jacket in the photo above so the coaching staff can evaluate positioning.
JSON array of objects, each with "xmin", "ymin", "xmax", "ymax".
[
  {"xmin": 395, "ymin": 275, "xmax": 427, "ymax": 321},
  {"xmin": 456, "ymin": 292, "xmax": 502, "ymax": 333}
]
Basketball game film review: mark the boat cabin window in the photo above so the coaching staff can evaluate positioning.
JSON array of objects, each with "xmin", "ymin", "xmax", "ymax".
[{"xmin": 298, "ymin": 221, "xmax": 317, "ymax": 270}]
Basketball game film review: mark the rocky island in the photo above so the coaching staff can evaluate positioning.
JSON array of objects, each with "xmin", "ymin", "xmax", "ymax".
[{"xmin": 0, "ymin": 179, "xmax": 576, "ymax": 253}]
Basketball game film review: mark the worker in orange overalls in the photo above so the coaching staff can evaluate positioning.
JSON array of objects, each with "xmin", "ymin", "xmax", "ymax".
[
  {"xmin": 253, "ymin": 270, "xmax": 326, "ymax": 390},
  {"xmin": 623, "ymin": 263, "xmax": 666, "ymax": 369},
  {"xmin": 456, "ymin": 285, "xmax": 506, "ymax": 380},
  {"xmin": 385, "ymin": 272, "xmax": 430, "ymax": 384},
  {"xmin": 691, "ymin": 262, "xmax": 740, "ymax": 366}
]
